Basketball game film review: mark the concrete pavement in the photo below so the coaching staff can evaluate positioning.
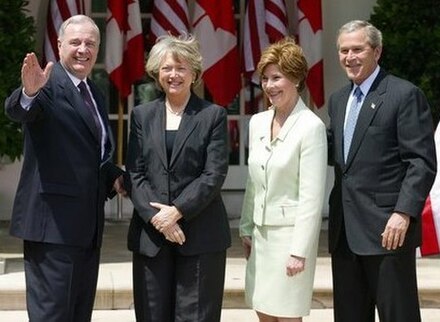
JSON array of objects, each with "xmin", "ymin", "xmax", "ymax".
[{"xmin": 1, "ymin": 220, "xmax": 439, "ymax": 321}]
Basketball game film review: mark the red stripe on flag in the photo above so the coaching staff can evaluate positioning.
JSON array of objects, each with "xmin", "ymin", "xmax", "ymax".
[
  {"xmin": 265, "ymin": 0, "xmax": 288, "ymax": 43},
  {"xmin": 421, "ymin": 196, "xmax": 440, "ymax": 256},
  {"xmin": 248, "ymin": 0, "xmax": 262, "ymax": 74},
  {"xmin": 43, "ymin": 0, "xmax": 84, "ymax": 64},
  {"xmin": 167, "ymin": 0, "xmax": 190, "ymax": 28},
  {"xmin": 149, "ymin": 0, "xmax": 190, "ymax": 45},
  {"xmin": 56, "ymin": 0, "xmax": 73, "ymax": 20},
  {"xmin": 152, "ymin": 6, "xmax": 182, "ymax": 36}
]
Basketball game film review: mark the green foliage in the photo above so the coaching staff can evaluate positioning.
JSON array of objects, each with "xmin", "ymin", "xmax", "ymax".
[
  {"xmin": 0, "ymin": 0, "xmax": 35, "ymax": 161},
  {"xmin": 370, "ymin": 0, "xmax": 440, "ymax": 125}
]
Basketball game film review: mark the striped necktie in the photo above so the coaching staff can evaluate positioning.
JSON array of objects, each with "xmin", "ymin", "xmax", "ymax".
[
  {"xmin": 343, "ymin": 87, "xmax": 363, "ymax": 162},
  {"xmin": 78, "ymin": 81, "xmax": 102, "ymax": 142}
]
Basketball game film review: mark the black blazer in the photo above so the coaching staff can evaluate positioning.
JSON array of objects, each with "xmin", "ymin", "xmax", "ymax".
[
  {"xmin": 126, "ymin": 93, "xmax": 231, "ymax": 257},
  {"xmin": 5, "ymin": 63, "xmax": 123, "ymax": 248},
  {"xmin": 327, "ymin": 69, "xmax": 436, "ymax": 255}
]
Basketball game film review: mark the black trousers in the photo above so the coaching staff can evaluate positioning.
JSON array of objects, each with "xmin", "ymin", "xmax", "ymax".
[
  {"xmin": 331, "ymin": 231, "xmax": 421, "ymax": 322},
  {"xmin": 132, "ymin": 244, "xmax": 227, "ymax": 322},
  {"xmin": 23, "ymin": 241, "xmax": 100, "ymax": 322}
]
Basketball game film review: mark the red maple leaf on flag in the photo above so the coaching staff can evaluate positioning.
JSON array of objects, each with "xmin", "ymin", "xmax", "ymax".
[{"xmin": 107, "ymin": 0, "xmax": 136, "ymax": 32}]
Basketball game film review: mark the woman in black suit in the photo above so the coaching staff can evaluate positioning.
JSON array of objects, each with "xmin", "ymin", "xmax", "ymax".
[{"xmin": 125, "ymin": 34, "xmax": 231, "ymax": 322}]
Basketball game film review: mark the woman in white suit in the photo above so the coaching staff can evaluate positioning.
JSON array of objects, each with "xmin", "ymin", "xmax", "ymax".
[{"xmin": 239, "ymin": 37, "xmax": 327, "ymax": 321}]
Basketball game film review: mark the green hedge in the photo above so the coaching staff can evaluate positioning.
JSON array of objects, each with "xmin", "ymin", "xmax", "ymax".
[
  {"xmin": 370, "ymin": 0, "xmax": 440, "ymax": 125},
  {"xmin": 0, "ymin": 0, "xmax": 35, "ymax": 161}
]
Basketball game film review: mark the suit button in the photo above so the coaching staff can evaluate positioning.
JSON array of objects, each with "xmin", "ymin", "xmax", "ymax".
[{"xmin": 261, "ymin": 165, "xmax": 265, "ymax": 170}]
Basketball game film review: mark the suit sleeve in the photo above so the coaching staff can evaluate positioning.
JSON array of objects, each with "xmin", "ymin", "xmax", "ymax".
[
  {"xmin": 290, "ymin": 120, "xmax": 328, "ymax": 258},
  {"xmin": 125, "ymin": 108, "xmax": 161, "ymax": 224},
  {"xmin": 395, "ymin": 86, "xmax": 437, "ymax": 217},
  {"xmin": 239, "ymin": 116, "xmax": 255, "ymax": 237},
  {"xmin": 5, "ymin": 86, "xmax": 46, "ymax": 123}
]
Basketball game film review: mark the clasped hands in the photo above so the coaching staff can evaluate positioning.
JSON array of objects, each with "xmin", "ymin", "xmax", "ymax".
[{"xmin": 150, "ymin": 202, "xmax": 185, "ymax": 245}]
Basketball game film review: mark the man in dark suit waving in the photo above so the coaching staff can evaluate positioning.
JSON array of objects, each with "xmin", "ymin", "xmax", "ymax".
[
  {"xmin": 327, "ymin": 20, "xmax": 436, "ymax": 322},
  {"xmin": 4, "ymin": 15, "xmax": 124, "ymax": 322}
]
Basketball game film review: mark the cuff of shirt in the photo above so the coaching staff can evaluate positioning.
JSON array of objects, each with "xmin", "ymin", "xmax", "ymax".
[{"xmin": 20, "ymin": 88, "xmax": 38, "ymax": 110}]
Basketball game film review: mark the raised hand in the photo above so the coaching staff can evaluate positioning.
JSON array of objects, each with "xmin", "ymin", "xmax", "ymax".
[{"xmin": 21, "ymin": 52, "xmax": 54, "ymax": 97}]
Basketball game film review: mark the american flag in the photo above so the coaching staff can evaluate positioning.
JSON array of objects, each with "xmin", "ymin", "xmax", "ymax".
[
  {"xmin": 43, "ymin": 0, "xmax": 85, "ymax": 64},
  {"xmin": 149, "ymin": 0, "xmax": 190, "ymax": 46},
  {"xmin": 243, "ymin": 0, "xmax": 288, "ymax": 84}
]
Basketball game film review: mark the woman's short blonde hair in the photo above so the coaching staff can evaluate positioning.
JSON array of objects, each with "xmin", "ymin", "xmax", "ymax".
[
  {"xmin": 146, "ymin": 34, "xmax": 203, "ymax": 90},
  {"xmin": 257, "ymin": 37, "xmax": 308, "ymax": 92}
]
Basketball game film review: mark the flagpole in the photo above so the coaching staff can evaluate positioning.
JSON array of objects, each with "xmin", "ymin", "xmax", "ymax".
[{"xmin": 116, "ymin": 93, "xmax": 124, "ymax": 220}]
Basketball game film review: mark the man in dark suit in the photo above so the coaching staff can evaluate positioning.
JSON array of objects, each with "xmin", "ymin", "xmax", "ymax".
[
  {"xmin": 4, "ymin": 15, "xmax": 124, "ymax": 322},
  {"xmin": 327, "ymin": 20, "xmax": 436, "ymax": 322}
]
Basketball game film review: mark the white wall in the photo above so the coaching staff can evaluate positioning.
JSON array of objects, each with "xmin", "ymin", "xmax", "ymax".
[{"xmin": 0, "ymin": 0, "xmax": 378, "ymax": 220}]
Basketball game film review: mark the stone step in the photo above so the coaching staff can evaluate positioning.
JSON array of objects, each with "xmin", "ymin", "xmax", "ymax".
[
  {"xmin": 0, "ymin": 257, "xmax": 439, "ymax": 311},
  {"xmin": 1, "ymin": 309, "xmax": 440, "ymax": 322}
]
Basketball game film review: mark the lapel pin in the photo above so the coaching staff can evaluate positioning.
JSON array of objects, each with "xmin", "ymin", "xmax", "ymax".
[{"xmin": 371, "ymin": 103, "xmax": 376, "ymax": 109}]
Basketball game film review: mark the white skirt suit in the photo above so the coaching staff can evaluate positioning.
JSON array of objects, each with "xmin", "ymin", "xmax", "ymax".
[{"xmin": 239, "ymin": 99, "xmax": 328, "ymax": 317}]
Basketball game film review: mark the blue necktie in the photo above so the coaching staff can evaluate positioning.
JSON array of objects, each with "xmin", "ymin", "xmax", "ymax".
[
  {"xmin": 78, "ymin": 81, "xmax": 102, "ymax": 142},
  {"xmin": 344, "ymin": 87, "xmax": 363, "ymax": 162}
]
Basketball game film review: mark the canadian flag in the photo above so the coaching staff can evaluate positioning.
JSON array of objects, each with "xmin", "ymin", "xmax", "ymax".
[
  {"xmin": 105, "ymin": 0, "xmax": 145, "ymax": 98},
  {"xmin": 419, "ymin": 126, "xmax": 440, "ymax": 256},
  {"xmin": 243, "ymin": 0, "xmax": 288, "ymax": 84},
  {"xmin": 149, "ymin": 0, "xmax": 190, "ymax": 46},
  {"xmin": 297, "ymin": 0, "xmax": 324, "ymax": 108},
  {"xmin": 192, "ymin": 0, "xmax": 241, "ymax": 107},
  {"xmin": 43, "ymin": 0, "xmax": 85, "ymax": 64}
]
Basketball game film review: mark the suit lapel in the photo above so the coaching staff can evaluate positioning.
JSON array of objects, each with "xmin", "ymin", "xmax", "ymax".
[
  {"xmin": 276, "ymin": 99, "xmax": 308, "ymax": 142},
  {"xmin": 344, "ymin": 72, "xmax": 386, "ymax": 167},
  {"xmin": 56, "ymin": 64, "xmax": 101, "ymax": 143},
  {"xmin": 149, "ymin": 99, "xmax": 168, "ymax": 168},
  {"xmin": 169, "ymin": 94, "xmax": 199, "ymax": 167}
]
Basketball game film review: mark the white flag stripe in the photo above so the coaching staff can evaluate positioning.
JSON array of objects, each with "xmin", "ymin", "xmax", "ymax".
[
  {"xmin": 265, "ymin": 10, "xmax": 287, "ymax": 34},
  {"xmin": 44, "ymin": 0, "xmax": 83, "ymax": 64},
  {"xmin": 152, "ymin": 2, "xmax": 187, "ymax": 33},
  {"xmin": 243, "ymin": 0, "xmax": 287, "ymax": 84},
  {"xmin": 150, "ymin": 0, "xmax": 189, "ymax": 41}
]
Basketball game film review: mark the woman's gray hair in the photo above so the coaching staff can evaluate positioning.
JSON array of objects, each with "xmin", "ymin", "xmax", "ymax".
[
  {"xmin": 58, "ymin": 15, "xmax": 100, "ymax": 45},
  {"xmin": 337, "ymin": 20, "xmax": 382, "ymax": 49},
  {"xmin": 146, "ymin": 34, "xmax": 203, "ymax": 90}
]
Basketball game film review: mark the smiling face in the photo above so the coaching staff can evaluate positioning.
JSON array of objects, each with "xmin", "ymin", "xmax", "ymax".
[
  {"xmin": 158, "ymin": 52, "xmax": 194, "ymax": 99},
  {"xmin": 261, "ymin": 63, "xmax": 298, "ymax": 112},
  {"xmin": 58, "ymin": 21, "xmax": 99, "ymax": 79},
  {"xmin": 337, "ymin": 28, "xmax": 382, "ymax": 85}
]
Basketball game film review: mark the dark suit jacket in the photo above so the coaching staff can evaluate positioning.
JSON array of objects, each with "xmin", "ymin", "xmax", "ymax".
[
  {"xmin": 5, "ymin": 62, "xmax": 123, "ymax": 248},
  {"xmin": 328, "ymin": 69, "xmax": 436, "ymax": 255},
  {"xmin": 126, "ymin": 93, "xmax": 231, "ymax": 257}
]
